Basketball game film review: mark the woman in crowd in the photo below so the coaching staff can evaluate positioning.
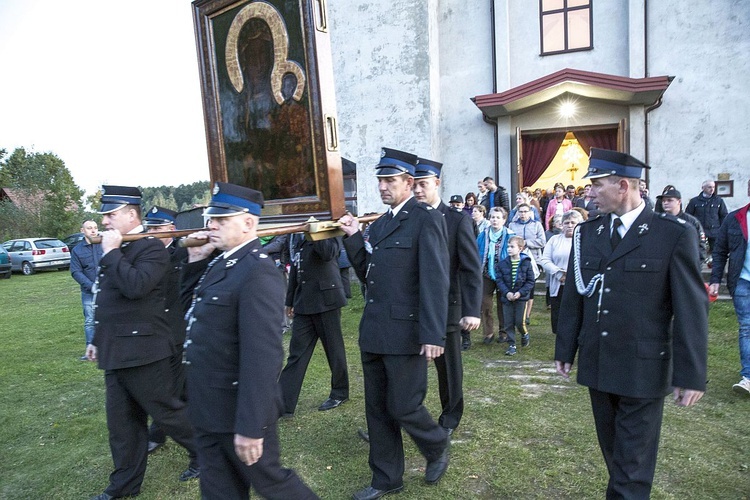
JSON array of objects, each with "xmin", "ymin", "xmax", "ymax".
[
  {"xmin": 463, "ymin": 192, "xmax": 478, "ymax": 217},
  {"xmin": 544, "ymin": 183, "xmax": 573, "ymax": 230},
  {"xmin": 508, "ymin": 192, "xmax": 541, "ymax": 223},
  {"xmin": 538, "ymin": 210, "xmax": 583, "ymax": 334},
  {"xmin": 472, "ymin": 204, "xmax": 490, "ymax": 236},
  {"xmin": 477, "ymin": 207, "xmax": 514, "ymax": 344}
]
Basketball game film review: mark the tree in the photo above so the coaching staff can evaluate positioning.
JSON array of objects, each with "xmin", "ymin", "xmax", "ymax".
[{"xmin": 0, "ymin": 147, "xmax": 86, "ymax": 240}]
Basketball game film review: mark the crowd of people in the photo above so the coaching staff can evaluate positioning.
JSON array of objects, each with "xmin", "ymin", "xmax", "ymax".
[{"xmin": 72, "ymin": 146, "xmax": 749, "ymax": 499}]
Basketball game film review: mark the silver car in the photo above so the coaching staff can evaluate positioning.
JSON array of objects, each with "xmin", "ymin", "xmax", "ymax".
[{"xmin": 2, "ymin": 238, "xmax": 71, "ymax": 275}]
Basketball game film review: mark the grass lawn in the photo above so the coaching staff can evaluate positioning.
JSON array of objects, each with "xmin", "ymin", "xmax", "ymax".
[{"xmin": 0, "ymin": 271, "xmax": 748, "ymax": 499}]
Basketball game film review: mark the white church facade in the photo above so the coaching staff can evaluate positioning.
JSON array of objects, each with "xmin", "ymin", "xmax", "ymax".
[{"xmin": 327, "ymin": 0, "xmax": 749, "ymax": 213}]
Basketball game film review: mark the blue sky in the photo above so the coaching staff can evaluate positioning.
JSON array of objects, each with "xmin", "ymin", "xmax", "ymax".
[{"xmin": 0, "ymin": 0, "xmax": 209, "ymax": 197}]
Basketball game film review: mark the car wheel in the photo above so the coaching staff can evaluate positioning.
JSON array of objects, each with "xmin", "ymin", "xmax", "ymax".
[{"xmin": 21, "ymin": 261, "xmax": 34, "ymax": 275}]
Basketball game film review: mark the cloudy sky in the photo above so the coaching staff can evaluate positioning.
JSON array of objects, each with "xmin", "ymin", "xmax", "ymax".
[{"xmin": 0, "ymin": 0, "xmax": 209, "ymax": 197}]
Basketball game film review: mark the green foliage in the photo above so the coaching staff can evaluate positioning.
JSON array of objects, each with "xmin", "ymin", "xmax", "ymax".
[
  {"xmin": 139, "ymin": 181, "xmax": 211, "ymax": 213},
  {"xmin": 0, "ymin": 147, "xmax": 85, "ymax": 240}
]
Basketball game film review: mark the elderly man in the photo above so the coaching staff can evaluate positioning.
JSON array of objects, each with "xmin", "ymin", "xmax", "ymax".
[
  {"xmin": 555, "ymin": 149, "xmax": 708, "ymax": 499},
  {"xmin": 339, "ymin": 148, "xmax": 451, "ymax": 500},
  {"xmin": 87, "ymin": 187, "xmax": 199, "ymax": 500},
  {"xmin": 70, "ymin": 219, "xmax": 102, "ymax": 360},
  {"xmin": 656, "ymin": 187, "xmax": 707, "ymax": 264},
  {"xmin": 413, "ymin": 157, "xmax": 482, "ymax": 436},
  {"xmin": 685, "ymin": 179, "xmax": 728, "ymax": 252},
  {"xmin": 181, "ymin": 182, "xmax": 317, "ymax": 499}
]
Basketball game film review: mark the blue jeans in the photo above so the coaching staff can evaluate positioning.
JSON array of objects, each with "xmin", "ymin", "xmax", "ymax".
[
  {"xmin": 81, "ymin": 292, "xmax": 95, "ymax": 346},
  {"xmin": 733, "ymin": 278, "xmax": 750, "ymax": 379}
]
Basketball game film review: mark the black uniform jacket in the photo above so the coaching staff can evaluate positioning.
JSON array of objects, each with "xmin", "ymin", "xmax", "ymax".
[
  {"xmin": 93, "ymin": 237, "xmax": 173, "ymax": 371},
  {"xmin": 344, "ymin": 197, "xmax": 450, "ymax": 354},
  {"xmin": 181, "ymin": 239, "xmax": 285, "ymax": 438},
  {"xmin": 555, "ymin": 209, "xmax": 708, "ymax": 399},
  {"xmin": 437, "ymin": 202, "xmax": 482, "ymax": 328},
  {"xmin": 164, "ymin": 242, "xmax": 189, "ymax": 346},
  {"xmin": 286, "ymin": 237, "xmax": 347, "ymax": 315}
]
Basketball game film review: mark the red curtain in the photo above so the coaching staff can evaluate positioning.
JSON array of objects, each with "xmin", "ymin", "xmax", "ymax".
[
  {"xmin": 572, "ymin": 128, "xmax": 618, "ymax": 155},
  {"xmin": 522, "ymin": 132, "xmax": 566, "ymax": 187}
]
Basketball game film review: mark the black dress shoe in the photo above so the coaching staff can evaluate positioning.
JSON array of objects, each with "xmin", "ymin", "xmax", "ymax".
[
  {"xmin": 357, "ymin": 428, "xmax": 370, "ymax": 443},
  {"xmin": 318, "ymin": 397, "xmax": 348, "ymax": 411},
  {"xmin": 90, "ymin": 494, "xmax": 114, "ymax": 500},
  {"xmin": 147, "ymin": 441, "xmax": 164, "ymax": 454},
  {"xmin": 425, "ymin": 447, "xmax": 450, "ymax": 484},
  {"xmin": 352, "ymin": 485, "xmax": 403, "ymax": 500},
  {"xmin": 179, "ymin": 466, "xmax": 200, "ymax": 481}
]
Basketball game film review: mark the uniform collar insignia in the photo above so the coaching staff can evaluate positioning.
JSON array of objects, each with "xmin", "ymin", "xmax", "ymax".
[
  {"xmin": 638, "ymin": 223, "xmax": 649, "ymax": 234},
  {"xmin": 596, "ymin": 224, "xmax": 605, "ymax": 235},
  {"xmin": 225, "ymin": 258, "xmax": 238, "ymax": 268}
]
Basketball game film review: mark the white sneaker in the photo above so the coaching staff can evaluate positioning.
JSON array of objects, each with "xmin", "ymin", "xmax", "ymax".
[{"xmin": 732, "ymin": 376, "xmax": 750, "ymax": 395}]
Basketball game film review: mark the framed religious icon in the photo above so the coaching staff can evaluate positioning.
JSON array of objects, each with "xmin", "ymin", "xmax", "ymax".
[
  {"xmin": 715, "ymin": 180, "xmax": 733, "ymax": 197},
  {"xmin": 193, "ymin": 0, "xmax": 345, "ymax": 223}
]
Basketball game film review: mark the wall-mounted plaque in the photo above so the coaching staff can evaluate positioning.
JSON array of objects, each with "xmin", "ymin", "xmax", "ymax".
[{"xmin": 193, "ymin": 0, "xmax": 344, "ymax": 223}]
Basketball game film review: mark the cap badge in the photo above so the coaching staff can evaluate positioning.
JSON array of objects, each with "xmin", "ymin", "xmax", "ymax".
[
  {"xmin": 213, "ymin": 184, "xmax": 220, "ymax": 195},
  {"xmin": 151, "ymin": 207, "xmax": 158, "ymax": 214},
  {"xmin": 380, "ymin": 149, "xmax": 386, "ymax": 158}
]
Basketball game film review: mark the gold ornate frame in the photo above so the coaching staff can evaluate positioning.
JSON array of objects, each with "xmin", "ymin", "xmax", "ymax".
[{"xmin": 193, "ymin": 0, "xmax": 344, "ymax": 223}]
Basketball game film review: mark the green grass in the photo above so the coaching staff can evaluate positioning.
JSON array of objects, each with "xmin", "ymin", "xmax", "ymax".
[{"xmin": 0, "ymin": 272, "xmax": 748, "ymax": 499}]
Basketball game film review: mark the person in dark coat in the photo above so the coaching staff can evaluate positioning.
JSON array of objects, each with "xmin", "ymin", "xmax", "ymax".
[
  {"xmin": 685, "ymin": 179, "xmax": 728, "ymax": 251},
  {"xmin": 413, "ymin": 157, "xmax": 482, "ymax": 435},
  {"xmin": 479, "ymin": 176, "xmax": 511, "ymax": 213},
  {"xmin": 709, "ymin": 201, "xmax": 750, "ymax": 395},
  {"xmin": 496, "ymin": 236, "xmax": 535, "ymax": 356},
  {"xmin": 339, "ymin": 148, "xmax": 451, "ymax": 500},
  {"xmin": 69, "ymin": 219, "xmax": 102, "ymax": 360},
  {"xmin": 554, "ymin": 150, "xmax": 708, "ymax": 499},
  {"xmin": 181, "ymin": 183, "xmax": 318, "ymax": 500},
  {"xmin": 278, "ymin": 233, "xmax": 349, "ymax": 415},
  {"xmin": 656, "ymin": 187, "xmax": 708, "ymax": 264},
  {"xmin": 86, "ymin": 187, "xmax": 199, "ymax": 500},
  {"xmin": 141, "ymin": 206, "xmax": 191, "ymax": 454}
]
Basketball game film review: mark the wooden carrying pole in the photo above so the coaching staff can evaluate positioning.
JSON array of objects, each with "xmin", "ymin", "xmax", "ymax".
[{"xmin": 87, "ymin": 213, "xmax": 382, "ymax": 247}]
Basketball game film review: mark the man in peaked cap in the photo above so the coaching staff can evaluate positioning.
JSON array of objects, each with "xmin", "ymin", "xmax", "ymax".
[
  {"xmin": 181, "ymin": 182, "xmax": 317, "ymax": 499},
  {"xmin": 87, "ymin": 187, "xmax": 199, "ymax": 500},
  {"xmin": 656, "ymin": 187, "xmax": 707, "ymax": 264},
  {"xmin": 554, "ymin": 149, "xmax": 708, "ymax": 498},
  {"xmin": 339, "ymin": 148, "xmax": 451, "ymax": 499},
  {"xmin": 141, "ymin": 206, "xmax": 192, "ymax": 454},
  {"xmin": 413, "ymin": 157, "xmax": 482, "ymax": 437}
]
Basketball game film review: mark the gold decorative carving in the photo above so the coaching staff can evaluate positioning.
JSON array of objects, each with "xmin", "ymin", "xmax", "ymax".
[{"xmin": 225, "ymin": 1, "xmax": 306, "ymax": 105}]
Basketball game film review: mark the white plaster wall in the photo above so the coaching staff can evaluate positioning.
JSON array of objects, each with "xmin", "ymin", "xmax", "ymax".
[
  {"xmin": 504, "ymin": 0, "xmax": 630, "ymax": 85},
  {"xmin": 646, "ymin": 0, "xmax": 750, "ymax": 210},
  {"xmin": 327, "ymin": 1, "xmax": 434, "ymax": 213}
]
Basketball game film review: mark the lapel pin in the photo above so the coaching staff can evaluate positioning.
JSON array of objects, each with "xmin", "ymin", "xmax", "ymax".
[{"xmin": 638, "ymin": 223, "xmax": 649, "ymax": 234}]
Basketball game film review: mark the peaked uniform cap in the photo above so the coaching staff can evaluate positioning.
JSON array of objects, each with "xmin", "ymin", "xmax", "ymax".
[
  {"xmin": 414, "ymin": 157, "xmax": 443, "ymax": 179},
  {"xmin": 204, "ymin": 182, "xmax": 264, "ymax": 217},
  {"xmin": 375, "ymin": 147, "xmax": 417, "ymax": 177},
  {"xmin": 143, "ymin": 206, "xmax": 178, "ymax": 226},
  {"xmin": 98, "ymin": 185, "xmax": 142, "ymax": 214},
  {"xmin": 584, "ymin": 148, "xmax": 650, "ymax": 179}
]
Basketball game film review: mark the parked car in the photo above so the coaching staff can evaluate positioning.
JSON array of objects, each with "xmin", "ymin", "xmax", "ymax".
[
  {"xmin": 1, "ymin": 238, "xmax": 71, "ymax": 275},
  {"xmin": 63, "ymin": 233, "xmax": 86, "ymax": 250},
  {"xmin": 0, "ymin": 245, "xmax": 11, "ymax": 279}
]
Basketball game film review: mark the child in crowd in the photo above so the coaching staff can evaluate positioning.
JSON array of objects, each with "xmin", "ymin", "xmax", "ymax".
[{"xmin": 496, "ymin": 236, "xmax": 536, "ymax": 356}]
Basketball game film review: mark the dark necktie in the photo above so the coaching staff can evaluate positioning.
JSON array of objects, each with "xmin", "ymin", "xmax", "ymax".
[
  {"xmin": 383, "ymin": 210, "xmax": 393, "ymax": 224},
  {"xmin": 611, "ymin": 217, "xmax": 623, "ymax": 250}
]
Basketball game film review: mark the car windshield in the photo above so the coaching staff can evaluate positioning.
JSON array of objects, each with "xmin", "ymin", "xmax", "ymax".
[{"xmin": 35, "ymin": 239, "xmax": 66, "ymax": 249}]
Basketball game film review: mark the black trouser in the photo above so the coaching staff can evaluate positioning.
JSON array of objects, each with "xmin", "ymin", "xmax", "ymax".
[
  {"xmin": 434, "ymin": 328, "xmax": 464, "ymax": 430},
  {"xmin": 549, "ymin": 285, "xmax": 564, "ymax": 334},
  {"xmin": 148, "ymin": 349, "xmax": 187, "ymax": 444},
  {"xmin": 194, "ymin": 423, "xmax": 318, "ymax": 500},
  {"xmin": 361, "ymin": 351, "xmax": 448, "ymax": 491},
  {"xmin": 279, "ymin": 309, "xmax": 349, "ymax": 413},
  {"xmin": 104, "ymin": 358, "xmax": 197, "ymax": 497},
  {"xmin": 589, "ymin": 388, "xmax": 665, "ymax": 500},
  {"xmin": 502, "ymin": 300, "xmax": 528, "ymax": 345}
]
